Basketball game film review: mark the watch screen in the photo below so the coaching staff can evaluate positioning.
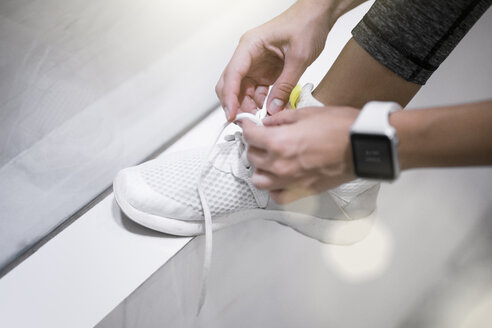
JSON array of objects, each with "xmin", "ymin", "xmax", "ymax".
[{"xmin": 351, "ymin": 133, "xmax": 394, "ymax": 179}]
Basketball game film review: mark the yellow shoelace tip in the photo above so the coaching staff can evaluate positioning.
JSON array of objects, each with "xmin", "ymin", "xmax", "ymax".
[{"xmin": 289, "ymin": 84, "xmax": 302, "ymax": 109}]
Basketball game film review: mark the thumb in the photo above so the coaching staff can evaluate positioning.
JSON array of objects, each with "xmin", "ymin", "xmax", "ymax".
[
  {"xmin": 267, "ymin": 55, "xmax": 306, "ymax": 115},
  {"xmin": 262, "ymin": 109, "xmax": 300, "ymax": 126}
]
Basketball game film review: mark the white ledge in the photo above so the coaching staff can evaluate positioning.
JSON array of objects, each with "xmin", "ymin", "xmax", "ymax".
[{"xmin": 0, "ymin": 109, "xmax": 227, "ymax": 328}]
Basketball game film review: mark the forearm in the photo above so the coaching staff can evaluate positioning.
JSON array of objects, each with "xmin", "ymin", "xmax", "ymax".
[
  {"xmin": 391, "ymin": 100, "xmax": 492, "ymax": 170},
  {"xmin": 313, "ymin": 38, "xmax": 421, "ymax": 108}
]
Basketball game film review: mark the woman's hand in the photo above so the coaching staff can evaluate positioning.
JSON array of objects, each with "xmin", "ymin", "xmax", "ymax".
[
  {"xmin": 216, "ymin": 0, "xmax": 334, "ymax": 121},
  {"xmin": 242, "ymin": 106, "xmax": 359, "ymax": 204}
]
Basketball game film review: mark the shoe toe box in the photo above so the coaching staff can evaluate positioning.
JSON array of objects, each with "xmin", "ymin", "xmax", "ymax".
[{"xmin": 114, "ymin": 165, "xmax": 200, "ymax": 221}]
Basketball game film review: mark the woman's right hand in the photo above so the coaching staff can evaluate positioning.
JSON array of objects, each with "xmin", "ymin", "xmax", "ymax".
[{"xmin": 216, "ymin": 0, "xmax": 338, "ymax": 121}]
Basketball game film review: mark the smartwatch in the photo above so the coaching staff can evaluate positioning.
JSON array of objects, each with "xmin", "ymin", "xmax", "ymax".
[{"xmin": 350, "ymin": 101, "xmax": 402, "ymax": 180}]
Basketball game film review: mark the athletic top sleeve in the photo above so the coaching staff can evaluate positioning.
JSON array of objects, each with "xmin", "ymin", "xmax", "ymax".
[{"xmin": 352, "ymin": 0, "xmax": 492, "ymax": 85}]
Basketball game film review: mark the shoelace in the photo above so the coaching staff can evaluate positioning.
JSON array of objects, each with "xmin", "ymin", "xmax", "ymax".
[
  {"xmin": 194, "ymin": 106, "xmax": 354, "ymax": 314},
  {"xmin": 196, "ymin": 108, "xmax": 267, "ymax": 315}
]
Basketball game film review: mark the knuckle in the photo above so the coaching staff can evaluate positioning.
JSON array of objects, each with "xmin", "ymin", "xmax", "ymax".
[
  {"xmin": 277, "ymin": 161, "xmax": 295, "ymax": 178},
  {"xmin": 273, "ymin": 162, "xmax": 290, "ymax": 177},
  {"xmin": 239, "ymin": 30, "xmax": 255, "ymax": 44},
  {"xmin": 267, "ymin": 135, "xmax": 285, "ymax": 155},
  {"xmin": 264, "ymin": 138, "xmax": 276, "ymax": 152},
  {"xmin": 271, "ymin": 161, "xmax": 283, "ymax": 175},
  {"xmin": 275, "ymin": 81, "xmax": 296, "ymax": 96},
  {"xmin": 270, "ymin": 141, "xmax": 284, "ymax": 155},
  {"xmin": 239, "ymin": 33, "xmax": 249, "ymax": 44},
  {"xmin": 223, "ymin": 67, "xmax": 236, "ymax": 81},
  {"xmin": 273, "ymin": 136, "xmax": 292, "ymax": 156},
  {"xmin": 291, "ymin": 49, "xmax": 309, "ymax": 64}
]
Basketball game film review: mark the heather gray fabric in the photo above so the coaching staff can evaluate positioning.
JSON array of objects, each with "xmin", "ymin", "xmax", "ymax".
[{"xmin": 352, "ymin": 0, "xmax": 492, "ymax": 85}]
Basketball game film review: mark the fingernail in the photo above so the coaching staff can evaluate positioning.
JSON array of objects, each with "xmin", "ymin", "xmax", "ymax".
[
  {"xmin": 269, "ymin": 99, "xmax": 284, "ymax": 114},
  {"xmin": 224, "ymin": 106, "xmax": 231, "ymax": 121}
]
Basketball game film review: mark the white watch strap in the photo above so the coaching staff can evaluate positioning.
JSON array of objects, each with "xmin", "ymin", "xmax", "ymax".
[{"xmin": 351, "ymin": 101, "xmax": 402, "ymax": 135}]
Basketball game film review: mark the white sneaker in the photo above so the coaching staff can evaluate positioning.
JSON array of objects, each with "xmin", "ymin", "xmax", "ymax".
[
  {"xmin": 114, "ymin": 83, "xmax": 380, "ymax": 312},
  {"xmin": 113, "ymin": 83, "xmax": 380, "ymax": 245}
]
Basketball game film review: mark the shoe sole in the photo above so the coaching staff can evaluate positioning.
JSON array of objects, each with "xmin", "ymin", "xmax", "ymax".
[{"xmin": 113, "ymin": 172, "xmax": 376, "ymax": 245}]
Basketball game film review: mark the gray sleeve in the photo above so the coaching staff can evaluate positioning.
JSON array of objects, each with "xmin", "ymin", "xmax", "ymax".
[{"xmin": 352, "ymin": 0, "xmax": 492, "ymax": 85}]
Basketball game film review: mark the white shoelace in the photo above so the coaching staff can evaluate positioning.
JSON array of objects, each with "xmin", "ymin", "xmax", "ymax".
[
  {"xmin": 196, "ymin": 108, "xmax": 267, "ymax": 315},
  {"xmin": 194, "ymin": 107, "xmax": 353, "ymax": 314}
]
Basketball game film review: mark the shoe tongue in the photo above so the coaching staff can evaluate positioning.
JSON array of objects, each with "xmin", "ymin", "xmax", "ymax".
[{"xmin": 208, "ymin": 140, "xmax": 241, "ymax": 173}]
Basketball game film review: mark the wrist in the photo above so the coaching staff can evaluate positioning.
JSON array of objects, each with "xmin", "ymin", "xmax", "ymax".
[
  {"xmin": 296, "ymin": 0, "xmax": 340, "ymax": 28},
  {"xmin": 389, "ymin": 109, "xmax": 424, "ymax": 171},
  {"xmin": 330, "ymin": 0, "xmax": 368, "ymax": 24}
]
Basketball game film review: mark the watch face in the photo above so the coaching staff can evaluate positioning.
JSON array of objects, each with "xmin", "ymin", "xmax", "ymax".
[{"xmin": 351, "ymin": 133, "xmax": 394, "ymax": 179}]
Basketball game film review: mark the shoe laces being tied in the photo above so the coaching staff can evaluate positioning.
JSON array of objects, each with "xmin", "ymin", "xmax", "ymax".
[{"xmin": 196, "ymin": 107, "xmax": 267, "ymax": 314}]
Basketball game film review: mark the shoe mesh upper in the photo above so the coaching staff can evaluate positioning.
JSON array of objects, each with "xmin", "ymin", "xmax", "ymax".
[
  {"xmin": 331, "ymin": 179, "xmax": 379, "ymax": 205},
  {"xmin": 139, "ymin": 148, "xmax": 259, "ymax": 217}
]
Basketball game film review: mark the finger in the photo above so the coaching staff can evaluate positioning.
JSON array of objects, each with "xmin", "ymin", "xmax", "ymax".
[
  {"xmin": 238, "ymin": 78, "xmax": 256, "ymax": 101},
  {"xmin": 241, "ymin": 122, "xmax": 273, "ymax": 149},
  {"xmin": 238, "ymin": 80, "xmax": 260, "ymax": 114},
  {"xmin": 254, "ymin": 167, "xmax": 318, "ymax": 190},
  {"xmin": 222, "ymin": 45, "xmax": 253, "ymax": 121},
  {"xmin": 221, "ymin": 75, "xmax": 242, "ymax": 122},
  {"xmin": 215, "ymin": 73, "xmax": 224, "ymax": 100},
  {"xmin": 246, "ymin": 145, "xmax": 269, "ymax": 169},
  {"xmin": 262, "ymin": 108, "xmax": 300, "ymax": 126},
  {"xmin": 252, "ymin": 169, "xmax": 291, "ymax": 190},
  {"xmin": 267, "ymin": 53, "xmax": 307, "ymax": 114},
  {"xmin": 270, "ymin": 187, "xmax": 315, "ymax": 204},
  {"xmin": 215, "ymin": 74, "xmax": 229, "ymax": 120},
  {"xmin": 239, "ymin": 95, "xmax": 259, "ymax": 114},
  {"xmin": 253, "ymin": 85, "xmax": 269, "ymax": 109}
]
